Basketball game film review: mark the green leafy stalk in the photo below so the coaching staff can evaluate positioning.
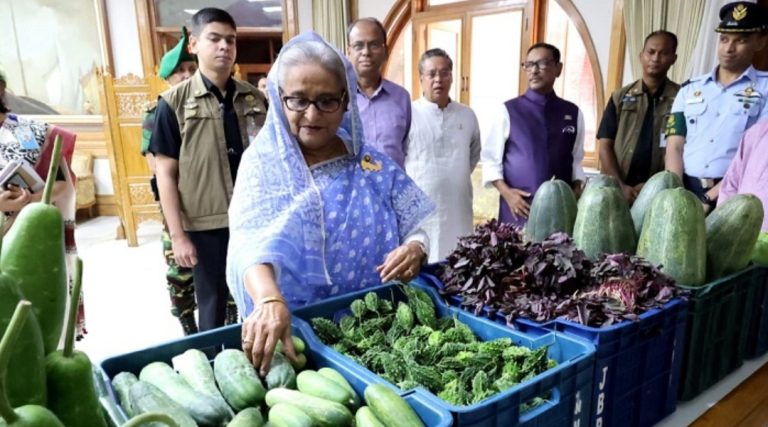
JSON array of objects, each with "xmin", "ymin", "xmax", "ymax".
[
  {"xmin": 42, "ymin": 135, "xmax": 63, "ymax": 205},
  {"xmin": 62, "ymin": 257, "xmax": 83, "ymax": 357},
  {"xmin": 0, "ymin": 301, "xmax": 32, "ymax": 423}
]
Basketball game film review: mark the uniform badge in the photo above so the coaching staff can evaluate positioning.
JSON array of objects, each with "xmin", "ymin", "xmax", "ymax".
[
  {"xmin": 693, "ymin": 90, "xmax": 702, "ymax": 97},
  {"xmin": 562, "ymin": 125, "xmax": 576, "ymax": 134},
  {"xmin": 564, "ymin": 114, "xmax": 573, "ymax": 120},
  {"xmin": 184, "ymin": 98, "xmax": 198, "ymax": 109},
  {"xmin": 361, "ymin": 154, "xmax": 382, "ymax": 172},
  {"xmin": 622, "ymin": 95, "xmax": 637, "ymax": 103},
  {"xmin": 732, "ymin": 4, "xmax": 747, "ymax": 21},
  {"xmin": 245, "ymin": 94, "xmax": 255, "ymax": 102}
]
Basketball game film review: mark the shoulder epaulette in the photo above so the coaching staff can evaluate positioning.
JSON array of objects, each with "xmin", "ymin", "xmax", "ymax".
[{"xmin": 680, "ymin": 79, "xmax": 692, "ymax": 88}]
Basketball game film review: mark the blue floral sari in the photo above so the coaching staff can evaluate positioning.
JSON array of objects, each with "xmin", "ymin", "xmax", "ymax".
[{"xmin": 227, "ymin": 33, "xmax": 433, "ymax": 316}]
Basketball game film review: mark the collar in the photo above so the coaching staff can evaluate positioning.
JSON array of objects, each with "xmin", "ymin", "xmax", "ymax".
[
  {"xmin": 523, "ymin": 88, "xmax": 558, "ymax": 105},
  {"xmin": 706, "ymin": 65, "xmax": 756, "ymax": 85},
  {"xmin": 356, "ymin": 78, "xmax": 388, "ymax": 99},
  {"xmin": 632, "ymin": 78, "xmax": 668, "ymax": 99},
  {"xmin": 417, "ymin": 96, "xmax": 452, "ymax": 112}
]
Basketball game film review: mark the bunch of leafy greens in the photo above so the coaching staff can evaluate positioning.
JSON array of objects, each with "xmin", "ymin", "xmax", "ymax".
[
  {"xmin": 310, "ymin": 286, "xmax": 556, "ymax": 406},
  {"xmin": 439, "ymin": 222, "xmax": 682, "ymax": 327}
]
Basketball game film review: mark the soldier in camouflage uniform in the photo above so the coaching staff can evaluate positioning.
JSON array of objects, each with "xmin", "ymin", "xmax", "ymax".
[{"xmin": 142, "ymin": 27, "xmax": 239, "ymax": 335}]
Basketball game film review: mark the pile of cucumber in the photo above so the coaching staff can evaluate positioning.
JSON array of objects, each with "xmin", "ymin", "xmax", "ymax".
[{"xmin": 111, "ymin": 337, "xmax": 426, "ymax": 427}]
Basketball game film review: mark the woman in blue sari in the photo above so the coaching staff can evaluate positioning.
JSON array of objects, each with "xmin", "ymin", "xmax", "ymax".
[{"xmin": 227, "ymin": 33, "xmax": 434, "ymax": 375}]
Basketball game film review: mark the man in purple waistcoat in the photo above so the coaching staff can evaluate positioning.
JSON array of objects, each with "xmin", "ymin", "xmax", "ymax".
[
  {"xmin": 347, "ymin": 18, "xmax": 412, "ymax": 168},
  {"xmin": 481, "ymin": 43, "xmax": 586, "ymax": 226}
]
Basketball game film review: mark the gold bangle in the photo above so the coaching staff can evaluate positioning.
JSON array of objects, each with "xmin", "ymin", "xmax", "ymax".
[{"xmin": 257, "ymin": 296, "xmax": 286, "ymax": 307}]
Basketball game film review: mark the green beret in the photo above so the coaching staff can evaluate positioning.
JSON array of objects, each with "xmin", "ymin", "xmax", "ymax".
[
  {"xmin": 158, "ymin": 27, "xmax": 195, "ymax": 79},
  {"xmin": 716, "ymin": 2, "xmax": 768, "ymax": 33}
]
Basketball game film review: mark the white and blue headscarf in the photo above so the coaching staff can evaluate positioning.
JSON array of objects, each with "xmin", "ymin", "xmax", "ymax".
[{"xmin": 227, "ymin": 32, "xmax": 434, "ymax": 315}]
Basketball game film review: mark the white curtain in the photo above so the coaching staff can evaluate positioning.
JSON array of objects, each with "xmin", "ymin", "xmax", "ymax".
[
  {"xmin": 666, "ymin": 0, "xmax": 706, "ymax": 83},
  {"xmin": 687, "ymin": 0, "xmax": 756, "ymax": 78},
  {"xmin": 312, "ymin": 0, "xmax": 350, "ymax": 50},
  {"xmin": 623, "ymin": 0, "xmax": 706, "ymax": 83}
]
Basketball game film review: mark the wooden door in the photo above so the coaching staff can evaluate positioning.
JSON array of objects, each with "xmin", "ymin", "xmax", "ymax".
[{"xmin": 99, "ymin": 70, "xmax": 165, "ymax": 246}]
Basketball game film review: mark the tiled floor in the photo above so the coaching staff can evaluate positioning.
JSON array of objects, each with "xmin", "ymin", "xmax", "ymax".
[{"xmin": 75, "ymin": 216, "xmax": 187, "ymax": 363}]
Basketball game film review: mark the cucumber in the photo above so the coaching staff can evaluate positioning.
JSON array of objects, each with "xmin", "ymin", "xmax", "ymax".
[
  {"xmin": 290, "ymin": 353, "xmax": 307, "ymax": 371},
  {"xmin": 213, "ymin": 349, "xmax": 267, "ymax": 411},
  {"xmin": 122, "ymin": 412, "xmax": 181, "ymax": 427},
  {"xmin": 139, "ymin": 361, "xmax": 231, "ymax": 426},
  {"xmin": 275, "ymin": 336, "xmax": 306, "ymax": 354},
  {"xmin": 297, "ymin": 370, "xmax": 356, "ymax": 407},
  {"xmin": 128, "ymin": 380, "xmax": 197, "ymax": 427},
  {"xmin": 318, "ymin": 367, "xmax": 361, "ymax": 408},
  {"xmin": 355, "ymin": 406, "xmax": 386, "ymax": 427},
  {"xmin": 268, "ymin": 403, "xmax": 314, "ymax": 427},
  {"xmin": 265, "ymin": 352, "xmax": 297, "ymax": 390},
  {"xmin": 265, "ymin": 388, "xmax": 353, "ymax": 427},
  {"xmin": 172, "ymin": 349, "xmax": 234, "ymax": 418},
  {"xmin": 364, "ymin": 384, "xmax": 424, "ymax": 427},
  {"xmin": 228, "ymin": 407, "xmax": 265, "ymax": 427},
  {"xmin": 112, "ymin": 371, "xmax": 139, "ymax": 418}
]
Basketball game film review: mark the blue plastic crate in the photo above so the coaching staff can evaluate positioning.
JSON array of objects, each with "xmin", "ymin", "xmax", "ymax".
[
  {"xmin": 420, "ymin": 272, "xmax": 687, "ymax": 427},
  {"xmin": 98, "ymin": 323, "xmax": 451, "ymax": 427},
  {"xmin": 745, "ymin": 266, "xmax": 768, "ymax": 359},
  {"xmin": 292, "ymin": 282, "xmax": 595, "ymax": 427}
]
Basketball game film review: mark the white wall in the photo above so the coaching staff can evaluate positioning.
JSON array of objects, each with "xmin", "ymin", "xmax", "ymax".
[
  {"xmin": 106, "ymin": 0, "xmax": 143, "ymax": 78},
  {"xmin": 357, "ymin": 0, "xmax": 397, "ymax": 21},
  {"xmin": 570, "ymin": 0, "xmax": 614, "ymax": 92}
]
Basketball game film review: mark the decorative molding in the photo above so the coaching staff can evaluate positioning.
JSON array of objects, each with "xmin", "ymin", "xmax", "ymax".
[
  {"xmin": 113, "ymin": 73, "xmax": 147, "ymax": 86},
  {"xmin": 117, "ymin": 93, "xmax": 151, "ymax": 118},
  {"xmin": 128, "ymin": 183, "xmax": 156, "ymax": 206},
  {"xmin": 134, "ymin": 211, "xmax": 163, "ymax": 226}
]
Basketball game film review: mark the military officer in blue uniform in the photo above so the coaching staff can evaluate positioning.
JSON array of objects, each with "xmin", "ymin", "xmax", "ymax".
[{"xmin": 665, "ymin": 1, "xmax": 768, "ymax": 214}]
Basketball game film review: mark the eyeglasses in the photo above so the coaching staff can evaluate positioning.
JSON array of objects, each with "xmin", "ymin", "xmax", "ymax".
[
  {"xmin": 521, "ymin": 59, "xmax": 556, "ymax": 71},
  {"xmin": 282, "ymin": 93, "xmax": 347, "ymax": 113},
  {"xmin": 349, "ymin": 41, "xmax": 385, "ymax": 52},
  {"xmin": 422, "ymin": 69, "xmax": 452, "ymax": 80}
]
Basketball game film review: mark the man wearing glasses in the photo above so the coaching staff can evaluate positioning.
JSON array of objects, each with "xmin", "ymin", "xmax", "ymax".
[
  {"xmin": 150, "ymin": 8, "xmax": 266, "ymax": 331},
  {"xmin": 481, "ymin": 43, "xmax": 586, "ymax": 226},
  {"xmin": 347, "ymin": 18, "xmax": 412, "ymax": 168},
  {"xmin": 405, "ymin": 48, "xmax": 481, "ymax": 262}
]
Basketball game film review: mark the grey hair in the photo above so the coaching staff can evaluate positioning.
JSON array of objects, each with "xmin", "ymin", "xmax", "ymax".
[
  {"xmin": 418, "ymin": 48, "xmax": 453, "ymax": 75},
  {"xmin": 277, "ymin": 41, "xmax": 347, "ymax": 91}
]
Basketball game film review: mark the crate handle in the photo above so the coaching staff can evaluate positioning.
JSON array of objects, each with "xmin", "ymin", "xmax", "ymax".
[{"xmin": 518, "ymin": 385, "xmax": 560, "ymax": 423}]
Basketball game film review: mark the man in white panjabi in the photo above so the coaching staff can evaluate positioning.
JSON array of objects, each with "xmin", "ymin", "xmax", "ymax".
[{"xmin": 405, "ymin": 48, "xmax": 481, "ymax": 263}]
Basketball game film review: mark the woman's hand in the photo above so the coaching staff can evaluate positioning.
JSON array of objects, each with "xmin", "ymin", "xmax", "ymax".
[
  {"xmin": 241, "ymin": 264, "xmax": 296, "ymax": 376},
  {"xmin": 241, "ymin": 300, "xmax": 295, "ymax": 376},
  {"xmin": 377, "ymin": 241, "xmax": 425, "ymax": 283},
  {"xmin": 0, "ymin": 187, "xmax": 31, "ymax": 212}
]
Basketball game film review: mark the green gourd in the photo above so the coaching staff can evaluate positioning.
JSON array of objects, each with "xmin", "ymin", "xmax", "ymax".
[
  {"xmin": 525, "ymin": 178, "xmax": 578, "ymax": 242},
  {"xmin": 120, "ymin": 413, "xmax": 180, "ymax": 427},
  {"xmin": 630, "ymin": 171, "xmax": 682, "ymax": 236},
  {"xmin": 753, "ymin": 232, "xmax": 768, "ymax": 265},
  {"xmin": 0, "ymin": 216, "xmax": 46, "ymax": 408},
  {"xmin": 705, "ymin": 194, "xmax": 764, "ymax": 280},
  {"xmin": 45, "ymin": 259, "xmax": 108, "ymax": 427},
  {"xmin": 637, "ymin": 188, "xmax": 706, "ymax": 286},
  {"xmin": 0, "ymin": 301, "xmax": 65, "ymax": 427},
  {"xmin": 0, "ymin": 136, "xmax": 67, "ymax": 354},
  {"xmin": 573, "ymin": 186, "xmax": 637, "ymax": 259}
]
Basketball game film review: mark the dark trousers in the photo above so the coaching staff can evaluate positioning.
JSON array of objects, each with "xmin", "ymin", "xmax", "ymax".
[
  {"xmin": 683, "ymin": 174, "xmax": 722, "ymax": 199},
  {"xmin": 187, "ymin": 227, "xmax": 230, "ymax": 332}
]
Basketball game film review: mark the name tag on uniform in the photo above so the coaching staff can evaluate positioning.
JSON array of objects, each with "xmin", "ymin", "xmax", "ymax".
[
  {"xmin": 685, "ymin": 97, "xmax": 704, "ymax": 104},
  {"xmin": 622, "ymin": 95, "xmax": 637, "ymax": 103},
  {"xmin": 659, "ymin": 132, "xmax": 667, "ymax": 148}
]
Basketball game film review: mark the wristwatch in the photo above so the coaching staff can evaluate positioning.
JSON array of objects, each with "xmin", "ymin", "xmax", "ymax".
[{"xmin": 700, "ymin": 193, "xmax": 717, "ymax": 208}]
